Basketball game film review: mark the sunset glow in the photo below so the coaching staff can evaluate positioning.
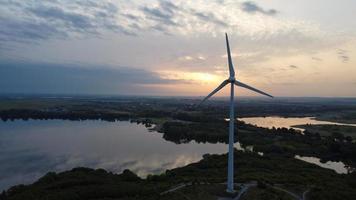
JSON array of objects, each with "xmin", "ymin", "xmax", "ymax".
[{"xmin": 1, "ymin": 0, "xmax": 356, "ymax": 96}]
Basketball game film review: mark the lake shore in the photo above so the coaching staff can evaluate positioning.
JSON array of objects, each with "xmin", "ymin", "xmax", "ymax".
[{"xmin": 2, "ymin": 150, "xmax": 356, "ymax": 200}]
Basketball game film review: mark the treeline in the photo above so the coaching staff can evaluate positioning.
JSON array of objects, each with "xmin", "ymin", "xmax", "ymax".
[
  {"xmin": 0, "ymin": 167, "xmax": 167, "ymax": 200},
  {"xmin": 0, "ymin": 109, "xmax": 130, "ymax": 122},
  {"xmin": 2, "ymin": 151, "xmax": 356, "ymax": 200},
  {"xmin": 161, "ymin": 120, "xmax": 303, "ymax": 144},
  {"xmin": 161, "ymin": 121, "xmax": 230, "ymax": 144},
  {"xmin": 161, "ymin": 120, "xmax": 356, "ymax": 169}
]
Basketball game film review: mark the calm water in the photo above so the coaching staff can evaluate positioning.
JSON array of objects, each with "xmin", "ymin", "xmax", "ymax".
[
  {"xmin": 240, "ymin": 116, "xmax": 356, "ymax": 131},
  {"xmin": 0, "ymin": 117, "xmax": 353, "ymax": 191},
  {"xmin": 240, "ymin": 116, "xmax": 354, "ymax": 173},
  {"xmin": 295, "ymin": 155, "xmax": 349, "ymax": 174},
  {"xmin": 0, "ymin": 120, "xmax": 245, "ymax": 191}
]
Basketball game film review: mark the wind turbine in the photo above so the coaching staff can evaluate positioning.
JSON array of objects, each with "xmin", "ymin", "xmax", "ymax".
[{"xmin": 199, "ymin": 33, "xmax": 273, "ymax": 193}]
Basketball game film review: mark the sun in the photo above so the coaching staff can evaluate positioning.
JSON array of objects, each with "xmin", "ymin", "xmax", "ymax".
[
  {"xmin": 158, "ymin": 71, "xmax": 221, "ymax": 84},
  {"xmin": 189, "ymin": 72, "xmax": 218, "ymax": 82}
]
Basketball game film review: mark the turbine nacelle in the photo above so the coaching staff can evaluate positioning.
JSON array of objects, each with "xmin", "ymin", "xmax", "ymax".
[
  {"xmin": 198, "ymin": 33, "xmax": 273, "ymax": 106},
  {"xmin": 228, "ymin": 77, "xmax": 236, "ymax": 82}
]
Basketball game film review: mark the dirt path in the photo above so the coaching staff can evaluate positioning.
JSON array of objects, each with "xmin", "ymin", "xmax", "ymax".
[
  {"xmin": 160, "ymin": 181, "xmax": 309, "ymax": 200},
  {"xmin": 233, "ymin": 182, "xmax": 257, "ymax": 200},
  {"xmin": 302, "ymin": 189, "xmax": 310, "ymax": 200},
  {"xmin": 160, "ymin": 182, "xmax": 192, "ymax": 195},
  {"xmin": 271, "ymin": 186, "xmax": 301, "ymax": 200}
]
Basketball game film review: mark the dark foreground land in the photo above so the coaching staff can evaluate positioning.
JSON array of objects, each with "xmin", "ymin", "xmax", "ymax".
[
  {"xmin": 1, "ymin": 96, "xmax": 356, "ymax": 199},
  {"xmin": 1, "ymin": 150, "xmax": 356, "ymax": 200}
]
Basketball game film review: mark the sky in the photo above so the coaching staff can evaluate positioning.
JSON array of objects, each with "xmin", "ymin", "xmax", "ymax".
[{"xmin": 1, "ymin": 0, "xmax": 356, "ymax": 97}]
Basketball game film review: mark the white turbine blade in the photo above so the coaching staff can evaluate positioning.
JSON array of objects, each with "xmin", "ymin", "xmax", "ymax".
[
  {"xmin": 235, "ymin": 80, "xmax": 273, "ymax": 98},
  {"xmin": 225, "ymin": 33, "xmax": 235, "ymax": 78},
  {"xmin": 198, "ymin": 80, "xmax": 229, "ymax": 106}
]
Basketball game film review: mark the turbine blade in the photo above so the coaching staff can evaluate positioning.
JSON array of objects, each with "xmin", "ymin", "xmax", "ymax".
[
  {"xmin": 198, "ymin": 80, "xmax": 229, "ymax": 106},
  {"xmin": 235, "ymin": 81, "xmax": 273, "ymax": 98},
  {"xmin": 225, "ymin": 33, "xmax": 235, "ymax": 78}
]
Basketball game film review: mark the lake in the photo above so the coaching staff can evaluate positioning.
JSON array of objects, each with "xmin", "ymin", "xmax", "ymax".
[
  {"xmin": 240, "ymin": 116, "xmax": 356, "ymax": 131},
  {"xmin": 0, "ymin": 120, "xmax": 244, "ymax": 191},
  {"xmin": 0, "ymin": 117, "xmax": 353, "ymax": 191},
  {"xmin": 295, "ymin": 155, "xmax": 350, "ymax": 174},
  {"xmin": 239, "ymin": 116, "xmax": 354, "ymax": 174}
]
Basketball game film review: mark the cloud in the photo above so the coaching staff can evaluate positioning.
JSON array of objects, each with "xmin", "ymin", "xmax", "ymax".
[
  {"xmin": 0, "ymin": 62, "xmax": 186, "ymax": 95},
  {"xmin": 198, "ymin": 56, "xmax": 206, "ymax": 60},
  {"xmin": 178, "ymin": 55, "xmax": 206, "ymax": 61},
  {"xmin": 141, "ymin": 1, "xmax": 179, "ymax": 27},
  {"xmin": 289, "ymin": 65, "xmax": 298, "ymax": 69},
  {"xmin": 312, "ymin": 57, "xmax": 323, "ymax": 61},
  {"xmin": 270, "ymin": 82, "xmax": 298, "ymax": 86},
  {"xmin": 190, "ymin": 9, "xmax": 228, "ymax": 27},
  {"xmin": 123, "ymin": 14, "xmax": 141, "ymax": 21},
  {"xmin": 0, "ymin": 0, "xmax": 328, "ymax": 46},
  {"xmin": 337, "ymin": 49, "xmax": 349, "ymax": 63},
  {"xmin": 0, "ymin": 0, "xmax": 346, "ymax": 72},
  {"xmin": 241, "ymin": 1, "xmax": 278, "ymax": 16},
  {"xmin": 0, "ymin": 149, "xmax": 65, "ymax": 191},
  {"xmin": 0, "ymin": 0, "xmax": 135, "ymax": 44},
  {"xmin": 159, "ymin": 1, "xmax": 179, "ymax": 14},
  {"xmin": 181, "ymin": 56, "xmax": 193, "ymax": 61},
  {"xmin": 29, "ymin": 6, "xmax": 93, "ymax": 30},
  {"xmin": 140, "ymin": 2, "xmax": 228, "ymax": 33},
  {"xmin": 118, "ymin": 160, "xmax": 138, "ymax": 170},
  {"xmin": 0, "ymin": 16, "xmax": 65, "ymax": 42}
]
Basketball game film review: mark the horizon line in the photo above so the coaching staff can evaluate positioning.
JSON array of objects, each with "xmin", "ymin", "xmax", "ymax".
[{"xmin": 1, "ymin": 93, "xmax": 356, "ymax": 99}]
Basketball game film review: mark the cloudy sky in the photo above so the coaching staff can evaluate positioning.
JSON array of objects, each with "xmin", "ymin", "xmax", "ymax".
[{"xmin": 1, "ymin": 0, "xmax": 356, "ymax": 97}]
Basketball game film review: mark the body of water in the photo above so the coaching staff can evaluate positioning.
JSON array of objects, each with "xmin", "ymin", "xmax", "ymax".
[
  {"xmin": 240, "ymin": 116, "xmax": 356, "ymax": 131},
  {"xmin": 240, "ymin": 116, "xmax": 354, "ymax": 174},
  {"xmin": 0, "ymin": 120, "xmax": 243, "ymax": 191},
  {"xmin": 1, "ymin": 117, "xmax": 354, "ymax": 191},
  {"xmin": 295, "ymin": 155, "xmax": 350, "ymax": 174}
]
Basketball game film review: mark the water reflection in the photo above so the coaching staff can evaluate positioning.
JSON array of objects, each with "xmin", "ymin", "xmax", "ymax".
[
  {"xmin": 1, "ymin": 119, "xmax": 353, "ymax": 191},
  {"xmin": 240, "ymin": 116, "xmax": 354, "ymax": 173},
  {"xmin": 240, "ymin": 116, "xmax": 356, "ymax": 131},
  {"xmin": 295, "ymin": 155, "xmax": 351, "ymax": 174},
  {"xmin": 0, "ymin": 120, "xmax": 240, "ymax": 191}
]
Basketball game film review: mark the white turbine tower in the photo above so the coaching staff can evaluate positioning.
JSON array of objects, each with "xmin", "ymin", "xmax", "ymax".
[{"xmin": 199, "ymin": 33, "xmax": 273, "ymax": 193}]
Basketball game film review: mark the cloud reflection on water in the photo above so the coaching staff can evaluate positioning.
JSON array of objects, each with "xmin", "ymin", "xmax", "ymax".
[{"xmin": 0, "ymin": 120, "xmax": 230, "ymax": 191}]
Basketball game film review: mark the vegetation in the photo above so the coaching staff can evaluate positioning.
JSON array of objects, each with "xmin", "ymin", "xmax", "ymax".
[
  {"xmin": 161, "ymin": 119, "xmax": 356, "ymax": 169},
  {"xmin": 2, "ymin": 96, "xmax": 356, "ymax": 123},
  {"xmin": 294, "ymin": 124, "xmax": 356, "ymax": 140},
  {"xmin": 2, "ymin": 96, "xmax": 356, "ymax": 199},
  {"xmin": 0, "ymin": 168, "xmax": 167, "ymax": 200},
  {"xmin": 241, "ymin": 187, "xmax": 296, "ymax": 200},
  {"xmin": 315, "ymin": 111, "xmax": 356, "ymax": 124},
  {"xmin": 1, "ymin": 151, "xmax": 356, "ymax": 200}
]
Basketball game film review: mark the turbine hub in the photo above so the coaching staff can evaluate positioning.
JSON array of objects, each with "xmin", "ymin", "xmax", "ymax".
[{"xmin": 228, "ymin": 77, "xmax": 235, "ymax": 83}]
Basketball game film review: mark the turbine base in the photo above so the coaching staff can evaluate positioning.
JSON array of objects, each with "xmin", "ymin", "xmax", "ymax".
[{"xmin": 226, "ymin": 188, "xmax": 236, "ymax": 193}]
